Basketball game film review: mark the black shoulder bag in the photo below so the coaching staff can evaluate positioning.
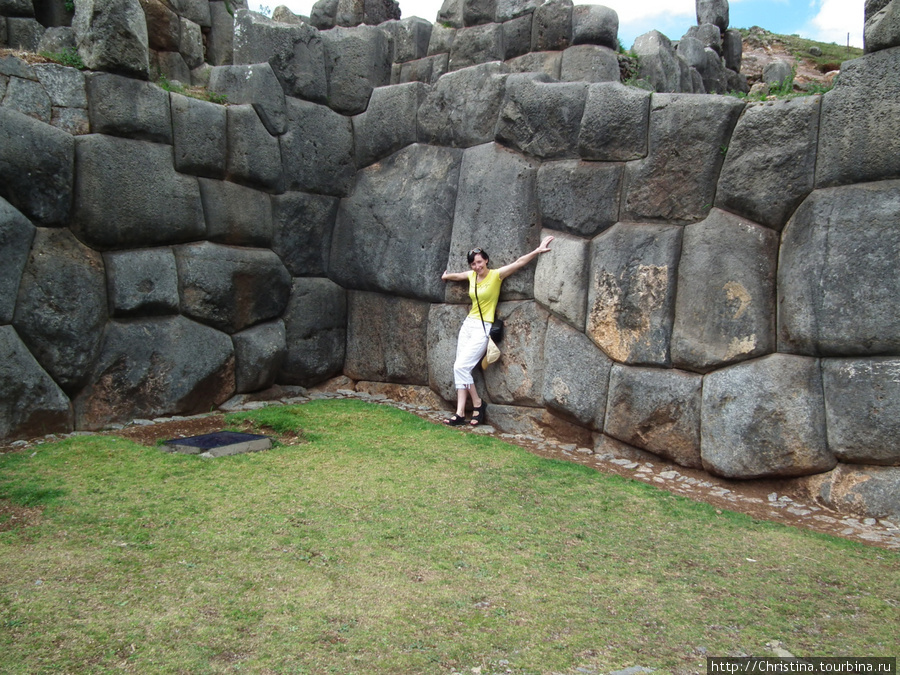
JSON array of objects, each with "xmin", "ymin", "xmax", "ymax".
[{"xmin": 474, "ymin": 275, "xmax": 504, "ymax": 344}]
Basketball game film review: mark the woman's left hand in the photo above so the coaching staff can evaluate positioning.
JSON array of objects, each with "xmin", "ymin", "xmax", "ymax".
[{"xmin": 537, "ymin": 235, "xmax": 554, "ymax": 253}]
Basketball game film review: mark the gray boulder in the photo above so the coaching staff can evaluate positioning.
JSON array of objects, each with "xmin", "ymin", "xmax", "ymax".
[
  {"xmin": 3, "ymin": 75, "xmax": 52, "ymax": 124},
  {"xmin": 233, "ymin": 320, "xmax": 286, "ymax": 393},
  {"xmin": 823, "ymin": 358, "xmax": 900, "ymax": 465},
  {"xmin": 199, "ymin": 178, "xmax": 273, "ymax": 247},
  {"xmin": 334, "ymin": 0, "xmax": 400, "ymax": 26},
  {"xmin": 352, "ymin": 82, "xmax": 425, "ymax": 168},
  {"xmin": 534, "ymin": 229, "xmax": 589, "ymax": 330},
  {"xmin": 0, "ymin": 107, "xmax": 74, "ymax": 227},
  {"xmin": 696, "ymin": 0, "xmax": 728, "ymax": 31},
  {"xmin": 0, "ymin": 325, "xmax": 72, "ymax": 441},
  {"xmin": 86, "ymin": 73, "xmax": 172, "ymax": 143},
  {"xmin": 207, "ymin": 1, "xmax": 236, "ymax": 66},
  {"xmin": 448, "ymin": 23, "xmax": 505, "ymax": 70},
  {"xmin": 496, "ymin": 0, "xmax": 543, "ymax": 22},
  {"xmin": 7, "ymin": 17, "xmax": 45, "ymax": 51},
  {"xmin": 631, "ymin": 30, "xmax": 695, "ymax": 93},
  {"xmin": 37, "ymin": 26, "xmax": 77, "ymax": 54},
  {"xmin": 536, "ymin": 159, "xmax": 622, "ymax": 237},
  {"xmin": 271, "ymin": 191, "xmax": 339, "ymax": 277},
  {"xmin": 310, "ymin": 0, "xmax": 339, "ymax": 29},
  {"xmin": 178, "ymin": 0, "xmax": 212, "ymax": 27},
  {"xmin": 865, "ymin": 0, "xmax": 900, "ymax": 52},
  {"xmin": 462, "ymin": 0, "xmax": 497, "ymax": 26},
  {"xmin": 778, "ymin": 180, "xmax": 900, "ymax": 356},
  {"xmin": 816, "ymin": 47, "xmax": 900, "ymax": 188},
  {"xmin": 502, "ymin": 14, "xmax": 533, "ymax": 59},
  {"xmin": 571, "ymin": 4, "xmax": 618, "ymax": 49},
  {"xmin": 395, "ymin": 53, "xmax": 450, "ymax": 84},
  {"xmin": 178, "ymin": 17, "xmax": 204, "ymax": 70},
  {"xmin": 716, "ymin": 96, "xmax": 819, "ymax": 230},
  {"xmin": 144, "ymin": 0, "xmax": 180, "ymax": 51},
  {"xmin": 504, "ymin": 51, "xmax": 562, "ymax": 78},
  {"xmin": 379, "ymin": 17, "xmax": 433, "ymax": 62},
  {"xmin": 152, "ymin": 50, "xmax": 192, "ymax": 84},
  {"xmin": 279, "ymin": 277, "xmax": 347, "ymax": 387},
  {"xmin": 578, "ymin": 81, "xmax": 650, "ymax": 161},
  {"xmin": 175, "ymin": 241, "xmax": 292, "ymax": 334},
  {"xmin": 13, "ymin": 228, "xmax": 107, "ymax": 394},
  {"xmin": 330, "ymin": 144, "xmax": 463, "ymax": 302},
  {"xmin": 722, "ymin": 28, "xmax": 742, "ymax": 71},
  {"xmin": 762, "ymin": 59, "xmax": 793, "ymax": 88},
  {"xmin": 675, "ymin": 35, "xmax": 706, "ymax": 69},
  {"xmin": 436, "ymin": 0, "xmax": 464, "ymax": 28},
  {"xmin": 0, "ymin": 198, "xmax": 35, "ymax": 325},
  {"xmin": 171, "ymin": 92, "xmax": 227, "ymax": 178},
  {"xmin": 604, "ymin": 364, "xmax": 703, "ymax": 468},
  {"xmin": 701, "ymin": 354, "xmax": 835, "ymax": 479},
  {"xmin": 344, "ymin": 292, "xmax": 431, "ymax": 384},
  {"xmin": 417, "ymin": 61, "xmax": 509, "ymax": 148},
  {"xmin": 621, "ymin": 93, "xmax": 743, "ymax": 222},
  {"xmin": 103, "ymin": 247, "xmax": 180, "ymax": 317},
  {"xmin": 426, "ymin": 302, "xmax": 472, "ymax": 402},
  {"xmin": 495, "ymin": 73, "xmax": 589, "ymax": 159},
  {"xmin": 280, "ymin": 98, "xmax": 355, "ymax": 196},
  {"xmin": 531, "ymin": 0, "xmax": 572, "ymax": 51},
  {"xmin": 483, "ymin": 300, "xmax": 549, "ymax": 406},
  {"xmin": 693, "ymin": 22, "xmax": 722, "ymax": 54},
  {"xmin": 33, "ymin": 63, "xmax": 87, "ymax": 109},
  {"xmin": 233, "ymin": 9, "xmax": 328, "ymax": 102},
  {"xmin": 73, "ymin": 316, "xmax": 235, "ymax": 430},
  {"xmin": 804, "ymin": 464, "xmax": 900, "ymax": 521},
  {"xmin": 448, "ymin": 142, "xmax": 539, "ymax": 301},
  {"xmin": 0, "ymin": 0, "xmax": 34, "ymax": 17},
  {"xmin": 73, "ymin": 0, "xmax": 150, "ymax": 79},
  {"xmin": 72, "ymin": 134, "xmax": 204, "ymax": 249},
  {"xmin": 208, "ymin": 63, "xmax": 287, "ymax": 136},
  {"xmin": 671, "ymin": 209, "xmax": 778, "ymax": 373},
  {"xmin": 427, "ymin": 21, "xmax": 457, "ymax": 55},
  {"xmin": 541, "ymin": 314, "xmax": 612, "ymax": 427},
  {"xmin": 586, "ymin": 222, "xmax": 682, "ymax": 366},
  {"xmin": 321, "ymin": 25, "xmax": 392, "ymax": 115},
  {"xmin": 225, "ymin": 104, "xmax": 283, "ymax": 191},
  {"xmin": 559, "ymin": 44, "xmax": 619, "ymax": 83}
]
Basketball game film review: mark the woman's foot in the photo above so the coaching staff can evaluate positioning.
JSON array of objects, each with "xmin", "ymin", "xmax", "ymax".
[
  {"xmin": 469, "ymin": 402, "xmax": 486, "ymax": 426},
  {"xmin": 444, "ymin": 414, "xmax": 467, "ymax": 426}
]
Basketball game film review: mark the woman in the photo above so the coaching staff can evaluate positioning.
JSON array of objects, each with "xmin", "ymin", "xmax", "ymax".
[{"xmin": 441, "ymin": 235, "xmax": 554, "ymax": 426}]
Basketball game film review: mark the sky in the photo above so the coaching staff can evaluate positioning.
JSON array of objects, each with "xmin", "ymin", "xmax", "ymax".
[{"xmin": 266, "ymin": 0, "xmax": 865, "ymax": 49}]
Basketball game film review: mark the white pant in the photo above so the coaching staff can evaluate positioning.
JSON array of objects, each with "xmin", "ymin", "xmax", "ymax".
[{"xmin": 453, "ymin": 316, "xmax": 491, "ymax": 388}]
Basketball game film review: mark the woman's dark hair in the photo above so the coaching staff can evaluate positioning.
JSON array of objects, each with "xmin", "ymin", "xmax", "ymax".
[{"xmin": 466, "ymin": 247, "xmax": 489, "ymax": 264}]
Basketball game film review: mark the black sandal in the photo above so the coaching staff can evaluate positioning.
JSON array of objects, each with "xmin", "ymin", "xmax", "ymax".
[
  {"xmin": 469, "ymin": 402, "xmax": 486, "ymax": 426},
  {"xmin": 444, "ymin": 414, "xmax": 467, "ymax": 426}
]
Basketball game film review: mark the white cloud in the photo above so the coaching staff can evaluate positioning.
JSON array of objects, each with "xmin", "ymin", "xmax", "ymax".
[{"xmin": 807, "ymin": 0, "xmax": 865, "ymax": 47}]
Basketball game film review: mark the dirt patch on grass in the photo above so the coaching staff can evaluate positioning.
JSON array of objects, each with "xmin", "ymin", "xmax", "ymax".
[{"xmin": 0, "ymin": 500, "xmax": 44, "ymax": 532}]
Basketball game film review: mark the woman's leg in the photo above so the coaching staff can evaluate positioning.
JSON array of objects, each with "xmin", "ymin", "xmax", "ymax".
[{"xmin": 446, "ymin": 318, "xmax": 488, "ymax": 423}]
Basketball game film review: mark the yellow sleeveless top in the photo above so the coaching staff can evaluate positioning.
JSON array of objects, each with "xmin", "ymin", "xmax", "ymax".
[{"xmin": 467, "ymin": 269, "xmax": 501, "ymax": 323}]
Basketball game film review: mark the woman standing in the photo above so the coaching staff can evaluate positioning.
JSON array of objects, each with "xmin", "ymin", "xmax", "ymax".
[{"xmin": 441, "ymin": 236, "xmax": 554, "ymax": 426}]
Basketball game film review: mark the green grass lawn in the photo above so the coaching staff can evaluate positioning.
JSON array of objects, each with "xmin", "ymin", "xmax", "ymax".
[{"xmin": 1, "ymin": 399, "xmax": 897, "ymax": 674}]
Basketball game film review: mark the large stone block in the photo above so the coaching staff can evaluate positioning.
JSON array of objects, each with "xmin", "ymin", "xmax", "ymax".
[
  {"xmin": 531, "ymin": 0, "xmax": 572, "ymax": 51},
  {"xmin": 534, "ymin": 229, "xmax": 589, "ymax": 330},
  {"xmin": 537, "ymin": 159, "xmax": 621, "ymax": 237},
  {"xmin": 559, "ymin": 44, "xmax": 619, "ymax": 83},
  {"xmin": 778, "ymin": 180, "xmax": 900, "ymax": 356},
  {"xmin": 175, "ymin": 242, "xmax": 292, "ymax": 334},
  {"xmin": 279, "ymin": 277, "xmax": 347, "ymax": 387},
  {"xmin": 178, "ymin": 17, "xmax": 204, "ymax": 69},
  {"xmin": 0, "ymin": 325, "xmax": 72, "ymax": 441},
  {"xmin": 86, "ymin": 72, "xmax": 172, "ymax": 143},
  {"xmin": 822, "ymin": 358, "xmax": 900, "ymax": 466},
  {"xmin": 816, "ymin": 47, "xmax": 900, "ymax": 187},
  {"xmin": 716, "ymin": 96, "xmax": 819, "ymax": 230},
  {"xmin": 426, "ymin": 302, "xmax": 471, "ymax": 402},
  {"xmin": 505, "ymin": 50, "xmax": 561, "ymax": 78},
  {"xmin": 344, "ymin": 291, "xmax": 430, "ymax": 384},
  {"xmin": 208, "ymin": 63, "xmax": 288, "ymax": 136},
  {"xmin": 417, "ymin": 61, "xmax": 509, "ymax": 148},
  {"xmin": 334, "ymin": 0, "xmax": 400, "ymax": 26},
  {"xmin": 280, "ymin": 97, "xmax": 355, "ymax": 196},
  {"xmin": 803, "ymin": 464, "xmax": 900, "ymax": 521},
  {"xmin": 321, "ymin": 24, "xmax": 392, "ymax": 115},
  {"xmin": 621, "ymin": 93, "xmax": 743, "ymax": 222},
  {"xmin": 233, "ymin": 319, "xmax": 286, "ymax": 393},
  {"xmin": 448, "ymin": 23, "xmax": 505, "ymax": 70},
  {"xmin": 0, "ymin": 198, "xmax": 35, "ymax": 325},
  {"xmin": 3, "ymin": 74, "xmax": 52, "ymax": 123},
  {"xmin": 226, "ymin": 104, "xmax": 283, "ymax": 191},
  {"xmin": 271, "ymin": 191, "xmax": 338, "ymax": 277},
  {"xmin": 379, "ymin": 17, "xmax": 432, "ymax": 63},
  {"xmin": 143, "ymin": 0, "xmax": 180, "ymax": 52},
  {"xmin": 33, "ymin": 63, "xmax": 87, "ymax": 109},
  {"xmin": 7, "ymin": 17, "xmax": 44, "ymax": 51},
  {"xmin": 13, "ymin": 228, "xmax": 107, "ymax": 393},
  {"xmin": 233, "ymin": 9, "xmax": 327, "ymax": 102},
  {"xmin": 72, "ymin": 134, "xmax": 204, "ymax": 249},
  {"xmin": 604, "ymin": 363, "xmax": 703, "ymax": 468},
  {"xmin": 104, "ymin": 247, "xmax": 180, "ymax": 317},
  {"xmin": 448, "ymin": 142, "xmax": 539, "ymax": 300},
  {"xmin": 199, "ymin": 178, "xmax": 273, "ymax": 247},
  {"xmin": 483, "ymin": 300, "xmax": 549, "ymax": 406},
  {"xmin": 330, "ymin": 144, "xmax": 463, "ymax": 302},
  {"xmin": 577, "ymin": 81, "xmax": 650, "ymax": 161},
  {"xmin": 571, "ymin": 4, "xmax": 617, "ymax": 49},
  {"xmin": 495, "ymin": 0, "xmax": 541, "ymax": 22},
  {"xmin": 701, "ymin": 354, "xmax": 835, "ymax": 479},
  {"xmin": 501, "ymin": 13, "xmax": 533, "ymax": 59},
  {"xmin": 73, "ymin": 0, "xmax": 150, "ymax": 79},
  {"xmin": 696, "ymin": 0, "xmax": 728, "ymax": 31},
  {"xmin": 352, "ymin": 82, "xmax": 425, "ymax": 168},
  {"xmin": 395, "ymin": 53, "xmax": 449, "ymax": 84},
  {"xmin": 171, "ymin": 92, "xmax": 227, "ymax": 178},
  {"xmin": 73, "ymin": 316, "xmax": 235, "ymax": 430},
  {"xmin": 495, "ymin": 73, "xmax": 588, "ymax": 159},
  {"xmin": 586, "ymin": 222, "xmax": 682, "ymax": 366},
  {"xmin": 0, "ymin": 107, "xmax": 74, "ymax": 227},
  {"xmin": 207, "ymin": 1, "xmax": 235, "ymax": 66},
  {"xmin": 865, "ymin": 0, "xmax": 900, "ymax": 52},
  {"xmin": 541, "ymin": 314, "xmax": 611, "ymax": 427},
  {"xmin": 671, "ymin": 209, "xmax": 778, "ymax": 373}
]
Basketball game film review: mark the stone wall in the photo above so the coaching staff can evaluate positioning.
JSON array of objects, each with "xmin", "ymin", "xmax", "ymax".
[{"xmin": 2, "ymin": 0, "xmax": 900, "ymax": 521}]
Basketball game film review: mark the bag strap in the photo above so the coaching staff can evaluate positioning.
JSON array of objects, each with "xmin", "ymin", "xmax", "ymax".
[{"xmin": 473, "ymin": 273, "xmax": 489, "ymax": 338}]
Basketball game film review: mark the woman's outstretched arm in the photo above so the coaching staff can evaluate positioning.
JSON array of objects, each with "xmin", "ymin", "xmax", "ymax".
[
  {"xmin": 497, "ymin": 235, "xmax": 554, "ymax": 280},
  {"xmin": 442, "ymin": 270, "xmax": 469, "ymax": 282}
]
